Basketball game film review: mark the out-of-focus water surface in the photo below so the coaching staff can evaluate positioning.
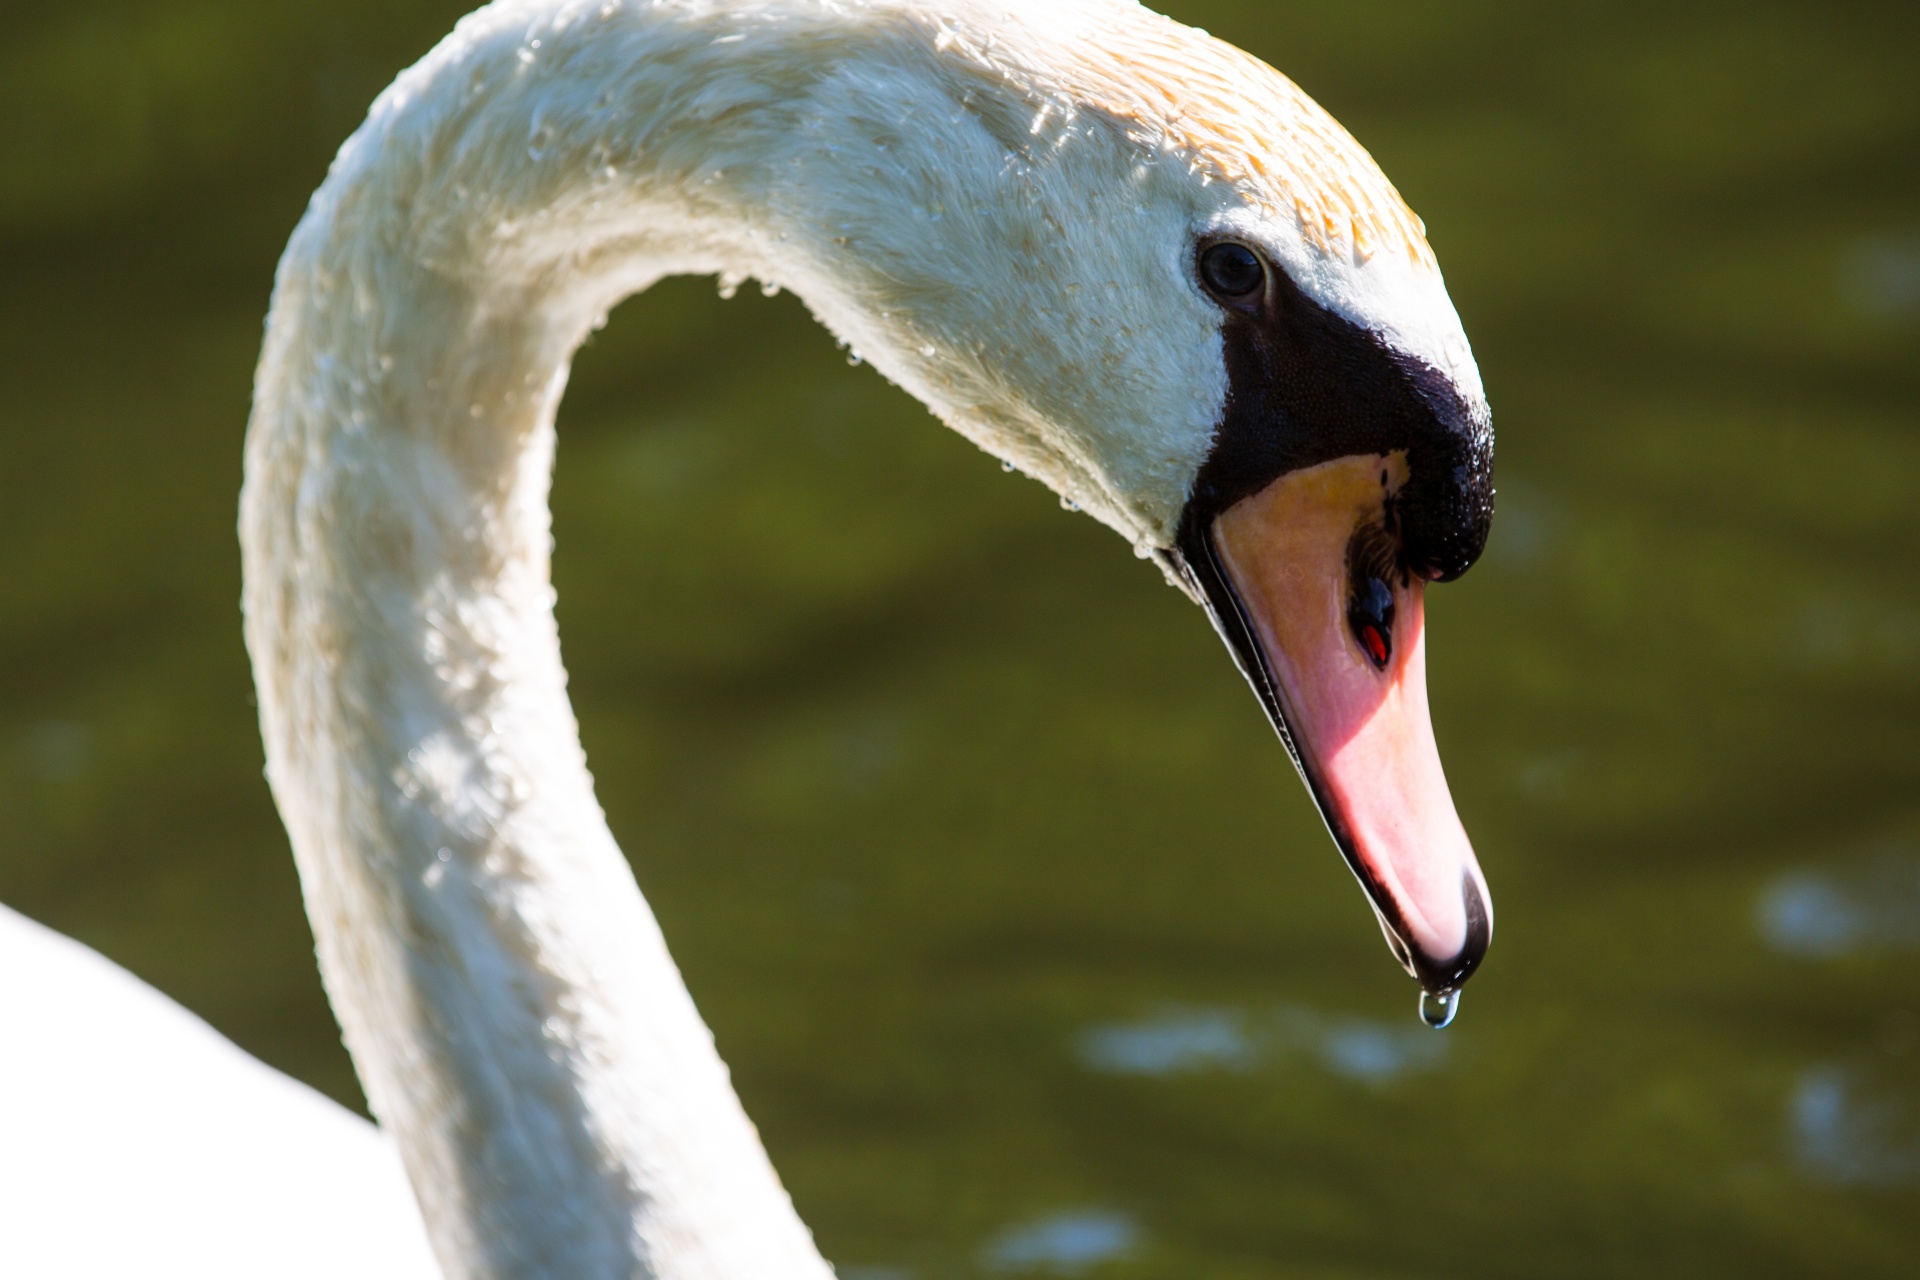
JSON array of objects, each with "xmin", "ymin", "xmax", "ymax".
[{"xmin": 3, "ymin": 1, "xmax": 1917, "ymax": 1274}]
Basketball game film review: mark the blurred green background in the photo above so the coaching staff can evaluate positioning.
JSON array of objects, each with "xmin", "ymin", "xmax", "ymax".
[{"xmin": 2, "ymin": 1, "xmax": 1918, "ymax": 1275}]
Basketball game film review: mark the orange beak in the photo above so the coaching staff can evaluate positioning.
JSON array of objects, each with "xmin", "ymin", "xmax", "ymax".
[{"xmin": 1185, "ymin": 453, "xmax": 1491, "ymax": 1002}]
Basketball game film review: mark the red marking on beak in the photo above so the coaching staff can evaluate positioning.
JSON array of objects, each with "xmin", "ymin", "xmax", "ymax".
[{"xmin": 1358, "ymin": 624, "xmax": 1388, "ymax": 668}]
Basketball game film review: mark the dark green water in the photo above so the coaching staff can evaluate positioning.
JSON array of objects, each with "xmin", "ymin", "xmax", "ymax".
[{"xmin": 3, "ymin": 1, "xmax": 1918, "ymax": 1275}]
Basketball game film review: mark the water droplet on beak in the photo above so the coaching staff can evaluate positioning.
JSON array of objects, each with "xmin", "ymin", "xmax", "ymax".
[{"xmin": 1419, "ymin": 988, "xmax": 1460, "ymax": 1030}]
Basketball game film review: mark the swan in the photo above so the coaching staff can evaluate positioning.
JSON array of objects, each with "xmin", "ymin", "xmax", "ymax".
[
  {"xmin": 4, "ymin": 0, "xmax": 1497, "ymax": 1275},
  {"xmin": 0, "ymin": 902, "xmax": 441, "ymax": 1277}
]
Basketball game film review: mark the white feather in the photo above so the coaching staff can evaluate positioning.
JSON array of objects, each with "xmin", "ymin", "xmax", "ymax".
[
  {"xmin": 0, "ymin": 904, "xmax": 440, "ymax": 1278},
  {"xmin": 9, "ymin": 3, "xmax": 1490, "ymax": 1278}
]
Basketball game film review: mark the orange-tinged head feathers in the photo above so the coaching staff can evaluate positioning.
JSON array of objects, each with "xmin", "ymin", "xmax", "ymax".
[{"xmin": 926, "ymin": 1, "xmax": 1436, "ymax": 271}]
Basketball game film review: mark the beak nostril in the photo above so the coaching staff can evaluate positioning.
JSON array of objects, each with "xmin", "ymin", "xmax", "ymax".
[
  {"xmin": 1348, "ymin": 575, "xmax": 1395, "ymax": 669},
  {"xmin": 1344, "ymin": 516, "xmax": 1402, "ymax": 671}
]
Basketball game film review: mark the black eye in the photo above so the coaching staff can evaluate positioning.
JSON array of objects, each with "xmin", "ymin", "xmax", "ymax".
[{"xmin": 1199, "ymin": 242, "xmax": 1265, "ymax": 301}]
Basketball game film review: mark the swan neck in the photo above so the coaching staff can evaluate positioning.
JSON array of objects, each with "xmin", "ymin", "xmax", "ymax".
[{"xmin": 242, "ymin": 7, "xmax": 847, "ymax": 1278}]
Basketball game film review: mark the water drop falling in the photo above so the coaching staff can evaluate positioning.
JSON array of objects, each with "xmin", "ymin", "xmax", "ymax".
[{"xmin": 1419, "ymin": 988, "xmax": 1460, "ymax": 1030}]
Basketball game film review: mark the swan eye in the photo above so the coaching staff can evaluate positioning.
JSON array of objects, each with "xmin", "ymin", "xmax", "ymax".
[
  {"xmin": 1199, "ymin": 242, "xmax": 1265, "ymax": 301},
  {"xmin": 1349, "ymin": 576, "xmax": 1395, "ymax": 669}
]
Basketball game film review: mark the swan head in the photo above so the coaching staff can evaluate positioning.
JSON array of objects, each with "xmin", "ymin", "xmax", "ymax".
[{"xmin": 707, "ymin": 2, "xmax": 1494, "ymax": 995}]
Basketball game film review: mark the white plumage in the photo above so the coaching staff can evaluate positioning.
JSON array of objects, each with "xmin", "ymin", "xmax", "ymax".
[
  {"xmin": 0, "ymin": 904, "xmax": 438, "ymax": 1278},
  {"xmin": 3, "ymin": 2, "xmax": 1487, "ymax": 1277}
]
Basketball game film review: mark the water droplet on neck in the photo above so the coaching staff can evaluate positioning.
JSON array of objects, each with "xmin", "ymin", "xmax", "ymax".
[{"xmin": 1419, "ymin": 988, "xmax": 1460, "ymax": 1030}]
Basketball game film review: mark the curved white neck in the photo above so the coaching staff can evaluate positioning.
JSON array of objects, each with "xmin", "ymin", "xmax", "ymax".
[
  {"xmin": 242, "ymin": 0, "xmax": 1242, "ymax": 1272},
  {"xmin": 241, "ymin": 5, "xmax": 900, "ymax": 1277}
]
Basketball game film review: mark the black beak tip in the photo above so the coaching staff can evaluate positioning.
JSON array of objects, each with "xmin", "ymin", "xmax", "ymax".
[{"xmin": 1378, "ymin": 871, "xmax": 1492, "ymax": 997}]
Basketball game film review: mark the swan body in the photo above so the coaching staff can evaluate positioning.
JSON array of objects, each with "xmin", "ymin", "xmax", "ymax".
[
  {"xmin": 0, "ymin": 904, "xmax": 438, "ymax": 1278},
  {"xmin": 11, "ymin": 2, "xmax": 1500, "ymax": 1277}
]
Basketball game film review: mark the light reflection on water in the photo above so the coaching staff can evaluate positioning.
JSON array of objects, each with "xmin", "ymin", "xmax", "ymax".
[
  {"xmin": 1763, "ymin": 851, "xmax": 1920, "ymax": 1193},
  {"xmin": 1758, "ymin": 850, "xmax": 1920, "ymax": 958},
  {"xmin": 22, "ymin": 721, "xmax": 92, "ymax": 783},
  {"xmin": 1793, "ymin": 1065, "xmax": 1920, "ymax": 1189},
  {"xmin": 1078, "ymin": 1005, "xmax": 1448, "ymax": 1085},
  {"xmin": 1077, "ymin": 1008, "xmax": 1256, "ymax": 1076},
  {"xmin": 981, "ymin": 1211, "xmax": 1139, "ymax": 1276},
  {"xmin": 1841, "ymin": 236, "xmax": 1920, "ymax": 319}
]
